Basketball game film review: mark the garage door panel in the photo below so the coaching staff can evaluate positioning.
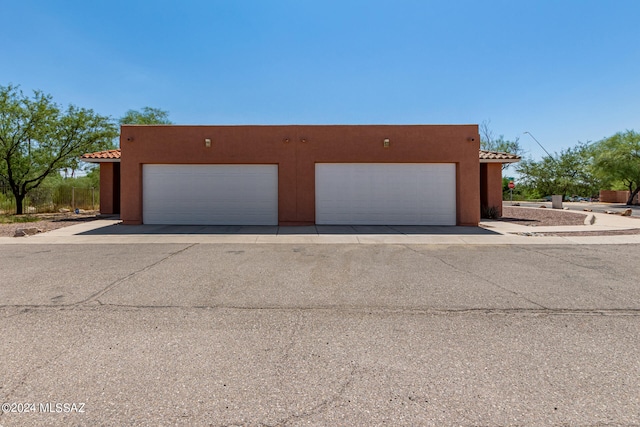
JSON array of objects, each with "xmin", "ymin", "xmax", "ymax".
[
  {"xmin": 143, "ymin": 165, "xmax": 278, "ymax": 225},
  {"xmin": 316, "ymin": 163, "xmax": 456, "ymax": 225}
]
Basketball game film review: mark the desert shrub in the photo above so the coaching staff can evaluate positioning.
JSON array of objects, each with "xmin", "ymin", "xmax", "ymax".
[{"xmin": 481, "ymin": 205, "xmax": 500, "ymax": 219}]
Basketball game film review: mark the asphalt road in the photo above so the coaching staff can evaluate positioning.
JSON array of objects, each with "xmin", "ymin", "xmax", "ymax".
[{"xmin": 1, "ymin": 243, "xmax": 639, "ymax": 426}]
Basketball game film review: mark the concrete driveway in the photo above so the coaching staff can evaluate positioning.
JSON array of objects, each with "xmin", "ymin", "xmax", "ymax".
[
  {"xmin": 3, "ymin": 208, "xmax": 640, "ymax": 245},
  {"xmin": 1, "ymin": 242, "xmax": 639, "ymax": 426}
]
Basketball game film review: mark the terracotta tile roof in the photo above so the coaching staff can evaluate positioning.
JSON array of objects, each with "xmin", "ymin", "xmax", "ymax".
[
  {"xmin": 81, "ymin": 148, "xmax": 520, "ymax": 163},
  {"xmin": 479, "ymin": 150, "xmax": 521, "ymax": 162},
  {"xmin": 80, "ymin": 149, "xmax": 121, "ymax": 161}
]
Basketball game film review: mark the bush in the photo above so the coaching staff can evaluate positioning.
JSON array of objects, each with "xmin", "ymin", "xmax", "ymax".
[{"xmin": 481, "ymin": 205, "xmax": 500, "ymax": 219}]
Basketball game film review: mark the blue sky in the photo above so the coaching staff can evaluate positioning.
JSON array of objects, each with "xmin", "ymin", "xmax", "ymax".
[{"xmin": 2, "ymin": 0, "xmax": 638, "ymax": 160}]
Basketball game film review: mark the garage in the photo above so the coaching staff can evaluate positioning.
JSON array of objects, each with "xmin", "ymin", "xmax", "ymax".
[
  {"xmin": 142, "ymin": 164, "xmax": 278, "ymax": 225},
  {"xmin": 83, "ymin": 125, "xmax": 485, "ymax": 226},
  {"xmin": 315, "ymin": 163, "xmax": 456, "ymax": 225}
]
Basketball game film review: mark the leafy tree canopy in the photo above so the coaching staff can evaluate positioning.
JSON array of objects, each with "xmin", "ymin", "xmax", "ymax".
[
  {"xmin": 119, "ymin": 107, "xmax": 172, "ymax": 125},
  {"xmin": 0, "ymin": 84, "xmax": 117, "ymax": 214},
  {"xmin": 516, "ymin": 142, "xmax": 602, "ymax": 198},
  {"xmin": 592, "ymin": 130, "xmax": 640, "ymax": 205}
]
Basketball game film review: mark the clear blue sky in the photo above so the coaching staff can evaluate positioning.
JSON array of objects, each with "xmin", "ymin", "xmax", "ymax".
[{"xmin": 2, "ymin": 0, "xmax": 638, "ymax": 160}]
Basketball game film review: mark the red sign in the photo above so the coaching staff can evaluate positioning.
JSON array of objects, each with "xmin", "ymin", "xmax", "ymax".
[{"xmin": 508, "ymin": 181, "xmax": 515, "ymax": 189}]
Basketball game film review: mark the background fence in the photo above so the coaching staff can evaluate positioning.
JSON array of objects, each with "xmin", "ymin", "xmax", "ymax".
[{"xmin": 0, "ymin": 184, "xmax": 99, "ymax": 214}]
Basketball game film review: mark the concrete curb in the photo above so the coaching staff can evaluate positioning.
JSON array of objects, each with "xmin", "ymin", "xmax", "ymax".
[{"xmin": 1, "ymin": 217, "xmax": 640, "ymax": 245}]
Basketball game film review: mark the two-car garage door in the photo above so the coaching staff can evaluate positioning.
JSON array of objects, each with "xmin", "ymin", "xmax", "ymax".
[
  {"xmin": 142, "ymin": 165, "xmax": 278, "ymax": 225},
  {"xmin": 315, "ymin": 163, "xmax": 456, "ymax": 225},
  {"xmin": 142, "ymin": 163, "xmax": 456, "ymax": 225}
]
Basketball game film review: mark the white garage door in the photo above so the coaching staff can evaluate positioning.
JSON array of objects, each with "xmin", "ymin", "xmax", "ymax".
[
  {"xmin": 316, "ymin": 163, "xmax": 456, "ymax": 225},
  {"xmin": 143, "ymin": 164, "xmax": 278, "ymax": 225}
]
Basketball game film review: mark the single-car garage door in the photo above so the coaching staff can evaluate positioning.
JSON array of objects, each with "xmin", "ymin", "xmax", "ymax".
[
  {"xmin": 316, "ymin": 163, "xmax": 456, "ymax": 225},
  {"xmin": 143, "ymin": 164, "xmax": 278, "ymax": 225}
]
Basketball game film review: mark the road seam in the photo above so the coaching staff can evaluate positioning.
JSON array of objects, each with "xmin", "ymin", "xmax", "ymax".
[{"xmin": 3, "ymin": 304, "xmax": 640, "ymax": 316}]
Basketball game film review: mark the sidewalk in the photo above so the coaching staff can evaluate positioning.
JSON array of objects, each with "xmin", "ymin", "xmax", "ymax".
[{"xmin": 1, "ymin": 210, "xmax": 640, "ymax": 245}]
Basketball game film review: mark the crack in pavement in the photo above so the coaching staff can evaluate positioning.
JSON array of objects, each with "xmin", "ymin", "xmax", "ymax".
[
  {"xmin": 229, "ymin": 362, "xmax": 359, "ymax": 427},
  {"xmin": 76, "ymin": 243, "xmax": 198, "ymax": 306},
  {"xmin": 217, "ymin": 323, "xmax": 359, "ymax": 427},
  {"xmin": 520, "ymin": 245, "xmax": 613, "ymax": 272},
  {"xmin": 402, "ymin": 244, "xmax": 549, "ymax": 310},
  {"xmin": 520, "ymin": 245, "xmax": 640, "ymax": 286},
  {"xmin": 275, "ymin": 362, "xmax": 359, "ymax": 426},
  {"xmin": 0, "ymin": 307, "xmax": 31, "ymax": 320},
  {"xmin": 518, "ymin": 246, "xmax": 640, "ymax": 305},
  {"xmin": 274, "ymin": 310, "xmax": 303, "ymax": 390},
  {"xmin": 0, "ymin": 324, "xmax": 87, "ymax": 405},
  {"xmin": 0, "ymin": 243, "xmax": 199, "ymax": 311}
]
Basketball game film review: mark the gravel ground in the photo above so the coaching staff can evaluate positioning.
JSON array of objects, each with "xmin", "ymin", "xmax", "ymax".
[
  {"xmin": 0, "ymin": 213, "xmax": 99, "ymax": 237},
  {"xmin": 499, "ymin": 206, "xmax": 640, "ymax": 236},
  {"xmin": 499, "ymin": 206, "xmax": 587, "ymax": 226}
]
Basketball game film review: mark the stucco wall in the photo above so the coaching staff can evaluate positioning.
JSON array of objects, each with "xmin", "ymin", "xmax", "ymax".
[
  {"xmin": 480, "ymin": 163, "xmax": 503, "ymax": 217},
  {"xmin": 119, "ymin": 125, "xmax": 480, "ymax": 226},
  {"xmin": 98, "ymin": 162, "xmax": 120, "ymax": 215}
]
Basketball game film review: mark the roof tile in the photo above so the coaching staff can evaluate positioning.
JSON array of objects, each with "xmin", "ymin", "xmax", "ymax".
[
  {"xmin": 478, "ymin": 150, "xmax": 521, "ymax": 161},
  {"xmin": 81, "ymin": 149, "xmax": 121, "ymax": 160},
  {"xmin": 81, "ymin": 149, "xmax": 521, "ymax": 162}
]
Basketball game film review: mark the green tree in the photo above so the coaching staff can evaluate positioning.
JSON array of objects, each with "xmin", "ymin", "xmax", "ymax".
[
  {"xmin": 479, "ymin": 121, "xmax": 524, "ymax": 170},
  {"xmin": 516, "ymin": 142, "xmax": 601, "ymax": 198},
  {"xmin": 0, "ymin": 84, "xmax": 117, "ymax": 214},
  {"xmin": 592, "ymin": 130, "xmax": 640, "ymax": 205},
  {"xmin": 119, "ymin": 107, "xmax": 172, "ymax": 125}
]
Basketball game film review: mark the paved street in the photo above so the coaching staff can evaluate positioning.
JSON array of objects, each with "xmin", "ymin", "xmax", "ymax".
[{"xmin": 1, "ymin": 243, "xmax": 639, "ymax": 426}]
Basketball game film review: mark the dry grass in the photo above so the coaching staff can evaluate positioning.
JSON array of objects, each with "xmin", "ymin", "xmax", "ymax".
[{"xmin": 0, "ymin": 212, "xmax": 99, "ymax": 237}]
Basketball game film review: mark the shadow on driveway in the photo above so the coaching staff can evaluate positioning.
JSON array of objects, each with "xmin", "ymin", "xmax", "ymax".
[{"xmin": 79, "ymin": 224, "xmax": 499, "ymax": 236}]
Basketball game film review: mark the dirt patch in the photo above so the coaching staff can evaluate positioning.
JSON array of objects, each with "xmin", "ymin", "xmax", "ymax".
[
  {"xmin": 499, "ymin": 206, "xmax": 587, "ymax": 226},
  {"xmin": 0, "ymin": 212, "xmax": 99, "ymax": 237},
  {"xmin": 499, "ymin": 206, "xmax": 640, "ymax": 236}
]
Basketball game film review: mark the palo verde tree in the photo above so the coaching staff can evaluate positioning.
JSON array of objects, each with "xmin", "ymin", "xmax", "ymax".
[
  {"xmin": 0, "ymin": 84, "xmax": 118, "ymax": 214},
  {"xmin": 592, "ymin": 130, "xmax": 640, "ymax": 205}
]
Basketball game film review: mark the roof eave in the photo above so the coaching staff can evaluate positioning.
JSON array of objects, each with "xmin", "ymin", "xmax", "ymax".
[
  {"xmin": 479, "ymin": 158, "xmax": 521, "ymax": 164},
  {"xmin": 80, "ymin": 158, "xmax": 121, "ymax": 163}
]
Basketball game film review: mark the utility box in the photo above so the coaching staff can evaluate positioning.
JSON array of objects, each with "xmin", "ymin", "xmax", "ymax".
[{"xmin": 552, "ymin": 195, "xmax": 563, "ymax": 209}]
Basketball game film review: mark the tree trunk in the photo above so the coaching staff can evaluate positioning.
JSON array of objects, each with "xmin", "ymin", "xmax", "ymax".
[
  {"xmin": 14, "ymin": 193, "xmax": 25, "ymax": 215},
  {"xmin": 626, "ymin": 187, "xmax": 640, "ymax": 206}
]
